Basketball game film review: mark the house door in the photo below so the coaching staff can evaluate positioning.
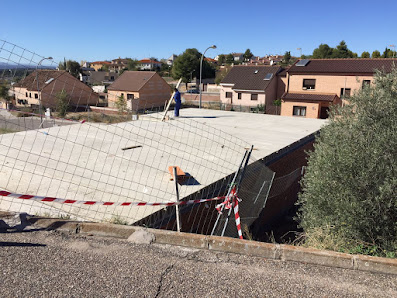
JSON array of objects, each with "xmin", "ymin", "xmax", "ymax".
[{"xmin": 320, "ymin": 107, "xmax": 329, "ymax": 119}]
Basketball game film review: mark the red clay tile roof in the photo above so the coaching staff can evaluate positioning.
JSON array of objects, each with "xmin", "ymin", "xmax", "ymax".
[
  {"xmin": 139, "ymin": 59, "xmax": 162, "ymax": 64},
  {"xmin": 288, "ymin": 59, "xmax": 397, "ymax": 74},
  {"xmin": 221, "ymin": 65, "xmax": 282, "ymax": 91},
  {"xmin": 91, "ymin": 61, "xmax": 111, "ymax": 65},
  {"xmin": 107, "ymin": 71, "xmax": 157, "ymax": 92},
  {"xmin": 282, "ymin": 92, "xmax": 339, "ymax": 102},
  {"xmin": 14, "ymin": 70, "xmax": 66, "ymax": 91}
]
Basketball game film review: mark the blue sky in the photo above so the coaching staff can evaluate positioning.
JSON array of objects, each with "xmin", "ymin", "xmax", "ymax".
[{"xmin": 1, "ymin": 0, "xmax": 397, "ymax": 64}]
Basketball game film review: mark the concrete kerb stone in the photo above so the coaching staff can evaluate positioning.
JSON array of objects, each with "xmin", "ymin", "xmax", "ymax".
[
  {"xmin": 207, "ymin": 235, "xmax": 281, "ymax": 260},
  {"xmin": 356, "ymin": 254, "xmax": 397, "ymax": 275},
  {"xmin": 27, "ymin": 217, "xmax": 397, "ymax": 275},
  {"xmin": 280, "ymin": 244, "xmax": 354, "ymax": 270}
]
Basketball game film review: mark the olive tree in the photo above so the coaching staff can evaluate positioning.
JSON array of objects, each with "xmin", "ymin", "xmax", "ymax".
[{"xmin": 298, "ymin": 69, "xmax": 397, "ymax": 256}]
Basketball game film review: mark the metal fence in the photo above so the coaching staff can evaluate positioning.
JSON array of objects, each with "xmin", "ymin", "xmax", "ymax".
[{"xmin": 0, "ymin": 39, "xmax": 301, "ymax": 239}]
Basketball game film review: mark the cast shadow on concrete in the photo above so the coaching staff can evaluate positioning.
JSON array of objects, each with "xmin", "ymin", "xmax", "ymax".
[
  {"xmin": 179, "ymin": 173, "xmax": 200, "ymax": 186},
  {"xmin": 0, "ymin": 213, "xmax": 44, "ymax": 233},
  {"xmin": 0, "ymin": 241, "xmax": 46, "ymax": 247}
]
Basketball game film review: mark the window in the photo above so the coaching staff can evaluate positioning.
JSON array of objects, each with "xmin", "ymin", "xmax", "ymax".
[
  {"xmin": 264, "ymin": 73, "xmax": 273, "ymax": 80},
  {"xmin": 111, "ymin": 76, "xmax": 115, "ymax": 80},
  {"xmin": 35, "ymin": 93, "xmax": 38, "ymax": 99},
  {"xmin": 127, "ymin": 94, "xmax": 134, "ymax": 100},
  {"xmin": 225, "ymin": 92, "xmax": 232, "ymax": 98},
  {"xmin": 340, "ymin": 88, "xmax": 351, "ymax": 98},
  {"xmin": 293, "ymin": 106, "xmax": 306, "ymax": 116},
  {"xmin": 362, "ymin": 80, "xmax": 371, "ymax": 88},
  {"xmin": 25, "ymin": 92, "xmax": 28, "ymax": 97},
  {"xmin": 251, "ymin": 94, "xmax": 258, "ymax": 100},
  {"xmin": 29, "ymin": 93, "xmax": 31, "ymax": 98},
  {"xmin": 121, "ymin": 93, "xmax": 124, "ymax": 97},
  {"xmin": 303, "ymin": 79, "xmax": 316, "ymax": 90},
  {"xmin": 238, "ymin": 93, "xmax": 242, "ymax": 100}
]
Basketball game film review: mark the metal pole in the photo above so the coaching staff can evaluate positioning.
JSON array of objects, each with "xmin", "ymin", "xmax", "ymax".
[
  {"xmin": 220, "ymin": 145, "xmax": 253, "ymax": 237},
  {"xmin": 199, "ymin": 45, "xmax": 216, "ymax": 109},
  {"xmin": 173, "ymin": 167, "xmax": 181, "ymax": 232},
  {"xmin": 210, "ymin": 149, "xmax": 248, "ymax": 236},
  {"xmin": 36, "ymin": 57, "xmax": 52, "ymax": 129}
]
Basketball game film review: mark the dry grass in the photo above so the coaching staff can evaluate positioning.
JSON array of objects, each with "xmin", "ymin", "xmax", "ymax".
[
  {"xmin": 65, "ymin": 112, "xmax": 132, "ymax": 124},
  {"xmin": 0, "ymin": 127, "xmax": 17, "ymax": 134}
]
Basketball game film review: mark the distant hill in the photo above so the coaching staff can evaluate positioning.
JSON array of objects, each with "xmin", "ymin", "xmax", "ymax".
[{"xmin": 0, "ymin": 62, "xmax": 56, "ymax": 70}]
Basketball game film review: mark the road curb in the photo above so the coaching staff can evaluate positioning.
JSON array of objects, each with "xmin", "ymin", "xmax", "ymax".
[{"xmin": 28, "ymin": 217, "xmax": 397, "ymax": 275}]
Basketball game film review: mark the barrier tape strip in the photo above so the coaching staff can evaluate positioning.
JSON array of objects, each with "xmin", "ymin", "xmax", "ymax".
[
  {"xmin": 0, "ymin": 190, "xmax": 224, "ymax": 207},
  {"xmin": 215, "ymin": 187, "xmax": 243, "ymax": 239}
]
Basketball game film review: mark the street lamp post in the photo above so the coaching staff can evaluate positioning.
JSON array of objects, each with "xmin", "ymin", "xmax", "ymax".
[
  {"xmin": 36, "ymin": 57, "xmax": 53, "ymax": 128},
  {"xmin": 389, "ymin": 45, "xmax": 396, "ymax": 58},
  {"xmin": 199, "ymin": 45, "xmax": 216, "ymax": 109},
  {"xmin": 297, "ymin": 47, "xmax": 302, "ymax": 58}
]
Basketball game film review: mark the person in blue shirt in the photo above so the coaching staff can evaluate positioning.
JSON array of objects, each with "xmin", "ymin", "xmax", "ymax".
[{"xmin": 173, "ymin": 88, "xmax": 181, "ymax": 117}]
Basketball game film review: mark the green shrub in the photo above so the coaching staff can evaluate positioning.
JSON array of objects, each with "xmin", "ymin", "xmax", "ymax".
[{"xmin": 298, "ymin": 69, "xmax": 397, "ymax": 257}]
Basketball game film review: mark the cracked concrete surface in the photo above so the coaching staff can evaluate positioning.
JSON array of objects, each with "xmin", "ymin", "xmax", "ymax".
[{"xmin": 0, "ymin": 230, "xmax": 396, "ymax": 297}]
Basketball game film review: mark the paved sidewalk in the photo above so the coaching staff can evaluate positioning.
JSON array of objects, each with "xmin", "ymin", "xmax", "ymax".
[{"xmin": 0, "ymin": 230, "xmax": 396, "ymax": 297}]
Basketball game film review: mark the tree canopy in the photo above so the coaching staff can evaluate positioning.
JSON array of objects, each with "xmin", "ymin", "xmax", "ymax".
[
  {"xmin": 58, "ymin": 59, "xmax": 81, "ymax": 78},
  {"xmin": 298, "ymin": 69, "xmax": 397, "ymax": 257},
  {"xmin": 361, "ymin": 51, "xmax": 370, "ymax": 58},
  {"xmin": 312, "ymin": 41, "xmax": 356, "ymax": 59},
  {"xmin": 372, "ymin": 50, "xmax": 381, "ymax": 58},
  {"xmin": 171, "ymin": 48, "xmax": 215, "ymax": 85},
  {"xmin": 243, "ymin": 49, "xmax": 253, "ymax": 61},
  {"xmin": 217, "ymin": 54, "xmax": 226, "ymax": 65},
  {"xmin": 225, "ymin": 54, "xmax": 234, "ymax": 65},
  {"xmin": 312, "ymin": 44, "xmax": 334, "ymax": 59},
  {"xmin": 281, "ymin": 51, "xmax": 292, "ymax": 66}
]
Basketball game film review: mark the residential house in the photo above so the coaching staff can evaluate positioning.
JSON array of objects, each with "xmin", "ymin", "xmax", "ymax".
[
  {"xmin": 167, "ymin": 54, "xmax": 178, "ymax": 66},
  {"xmin": 220, "ymin": 65, "xmax": 284, "ymax": 114},
  {"xmin": 109, "ymin": 58, "xmax": 130, "ymax": 73},
  {"xmin": 80, "ymin": 71, "xmax": 119, "ymax": 86},
  {"xmin": 107, "ymin": 71, "xmax": 171, "ymax": 110},
  {"xmin": 138, "ymin": 59, "xmax": 162, "ymax": 71},
  {"xmin": 13, "ymin": 70, "xmax": 99, "ymax": 110},
  {"xmin": 204, "ymin": 57, "xmax": 217, "ymax": 64},
  {"xmin": 232, "ymin": 53, "xmax": 244, "ymax": 62},
  {"xmin": 91, "ymin": 61, "xmax": 111, "ymax": 71},
  {"xmin": 280, "ymin": 59, "xmax": 397, "ymax": 118}
]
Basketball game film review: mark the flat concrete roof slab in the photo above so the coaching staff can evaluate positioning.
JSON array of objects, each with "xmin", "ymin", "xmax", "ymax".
[{"xmin": 0, "ymin": 108, "xmax": 326, "ymax": 223}]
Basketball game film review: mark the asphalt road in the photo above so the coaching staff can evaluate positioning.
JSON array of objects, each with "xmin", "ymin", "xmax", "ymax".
[{"xmin": 0, "ymin": 230, "xmax": 396, "ymax": 297}]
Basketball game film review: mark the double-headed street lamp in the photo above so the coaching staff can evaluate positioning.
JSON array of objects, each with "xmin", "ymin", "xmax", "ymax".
[
  {"xmin": 199, "ymin": 45, "xmax": 216, "ymax": 109},
  {"xmin": 36, "ymin": 57, "xmax": 53, "ymax": 128}
]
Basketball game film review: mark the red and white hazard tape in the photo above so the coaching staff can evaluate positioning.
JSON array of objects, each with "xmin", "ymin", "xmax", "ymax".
[
  {"xmin": 0, "ymin": 190, "xmax": 223, "ymax": 207},
  {"xmin": 215, "ymin": 187, "xmax": 243, "ymax": 239}
]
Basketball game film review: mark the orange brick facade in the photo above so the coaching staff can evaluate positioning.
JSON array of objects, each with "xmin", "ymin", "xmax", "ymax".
[{"xmin": 281, "ymin": 73, "xmax": 373, "ymax": 118}]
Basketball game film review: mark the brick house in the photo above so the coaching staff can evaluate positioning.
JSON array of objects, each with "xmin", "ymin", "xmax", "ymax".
[
  {"xmin": 107, "ymin": 71, "xmax": 171, "ymax": 110},
  {"xmin": 13, "ymin": 70, "xmax": 99, "ymax": 110},
  {"xmin": 91, "ymin": 61, "xmax": 111, "ymax": 71},
  {"xmin": 109, "ymin": 58, "xmax": 130, "ymax": 73},
  {"xmin": 281, "ymin": 59, "xmax": 397, "ymax": 118},
  {"xmin": 138, "ymin": 59, "xmax": 162, "ymax": 71},
  {"xmin": 220, "ymin": 65, "xmax": 284, "ymax": 114}
]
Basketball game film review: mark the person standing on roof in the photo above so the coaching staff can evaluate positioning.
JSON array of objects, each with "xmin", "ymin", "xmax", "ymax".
[{"xmin": 173, "ymin": 88, "xmax": 181, "ymax": 117}]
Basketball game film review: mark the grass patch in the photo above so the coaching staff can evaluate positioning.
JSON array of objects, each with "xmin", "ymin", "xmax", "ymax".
[
  {"xmin": 0, "ymin": 127, "xmax": 17, "ymax": 134},
  {"xmin": 296, "ymin": 225, "xmax": 397, "ymax": 258},
  {"xmin": 65, "ymin": 112, "xmax": 132, "ymax": 124},
  {"xmin": 108, "ymin": 215, "xmax": 129, "ymax": 225}
]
